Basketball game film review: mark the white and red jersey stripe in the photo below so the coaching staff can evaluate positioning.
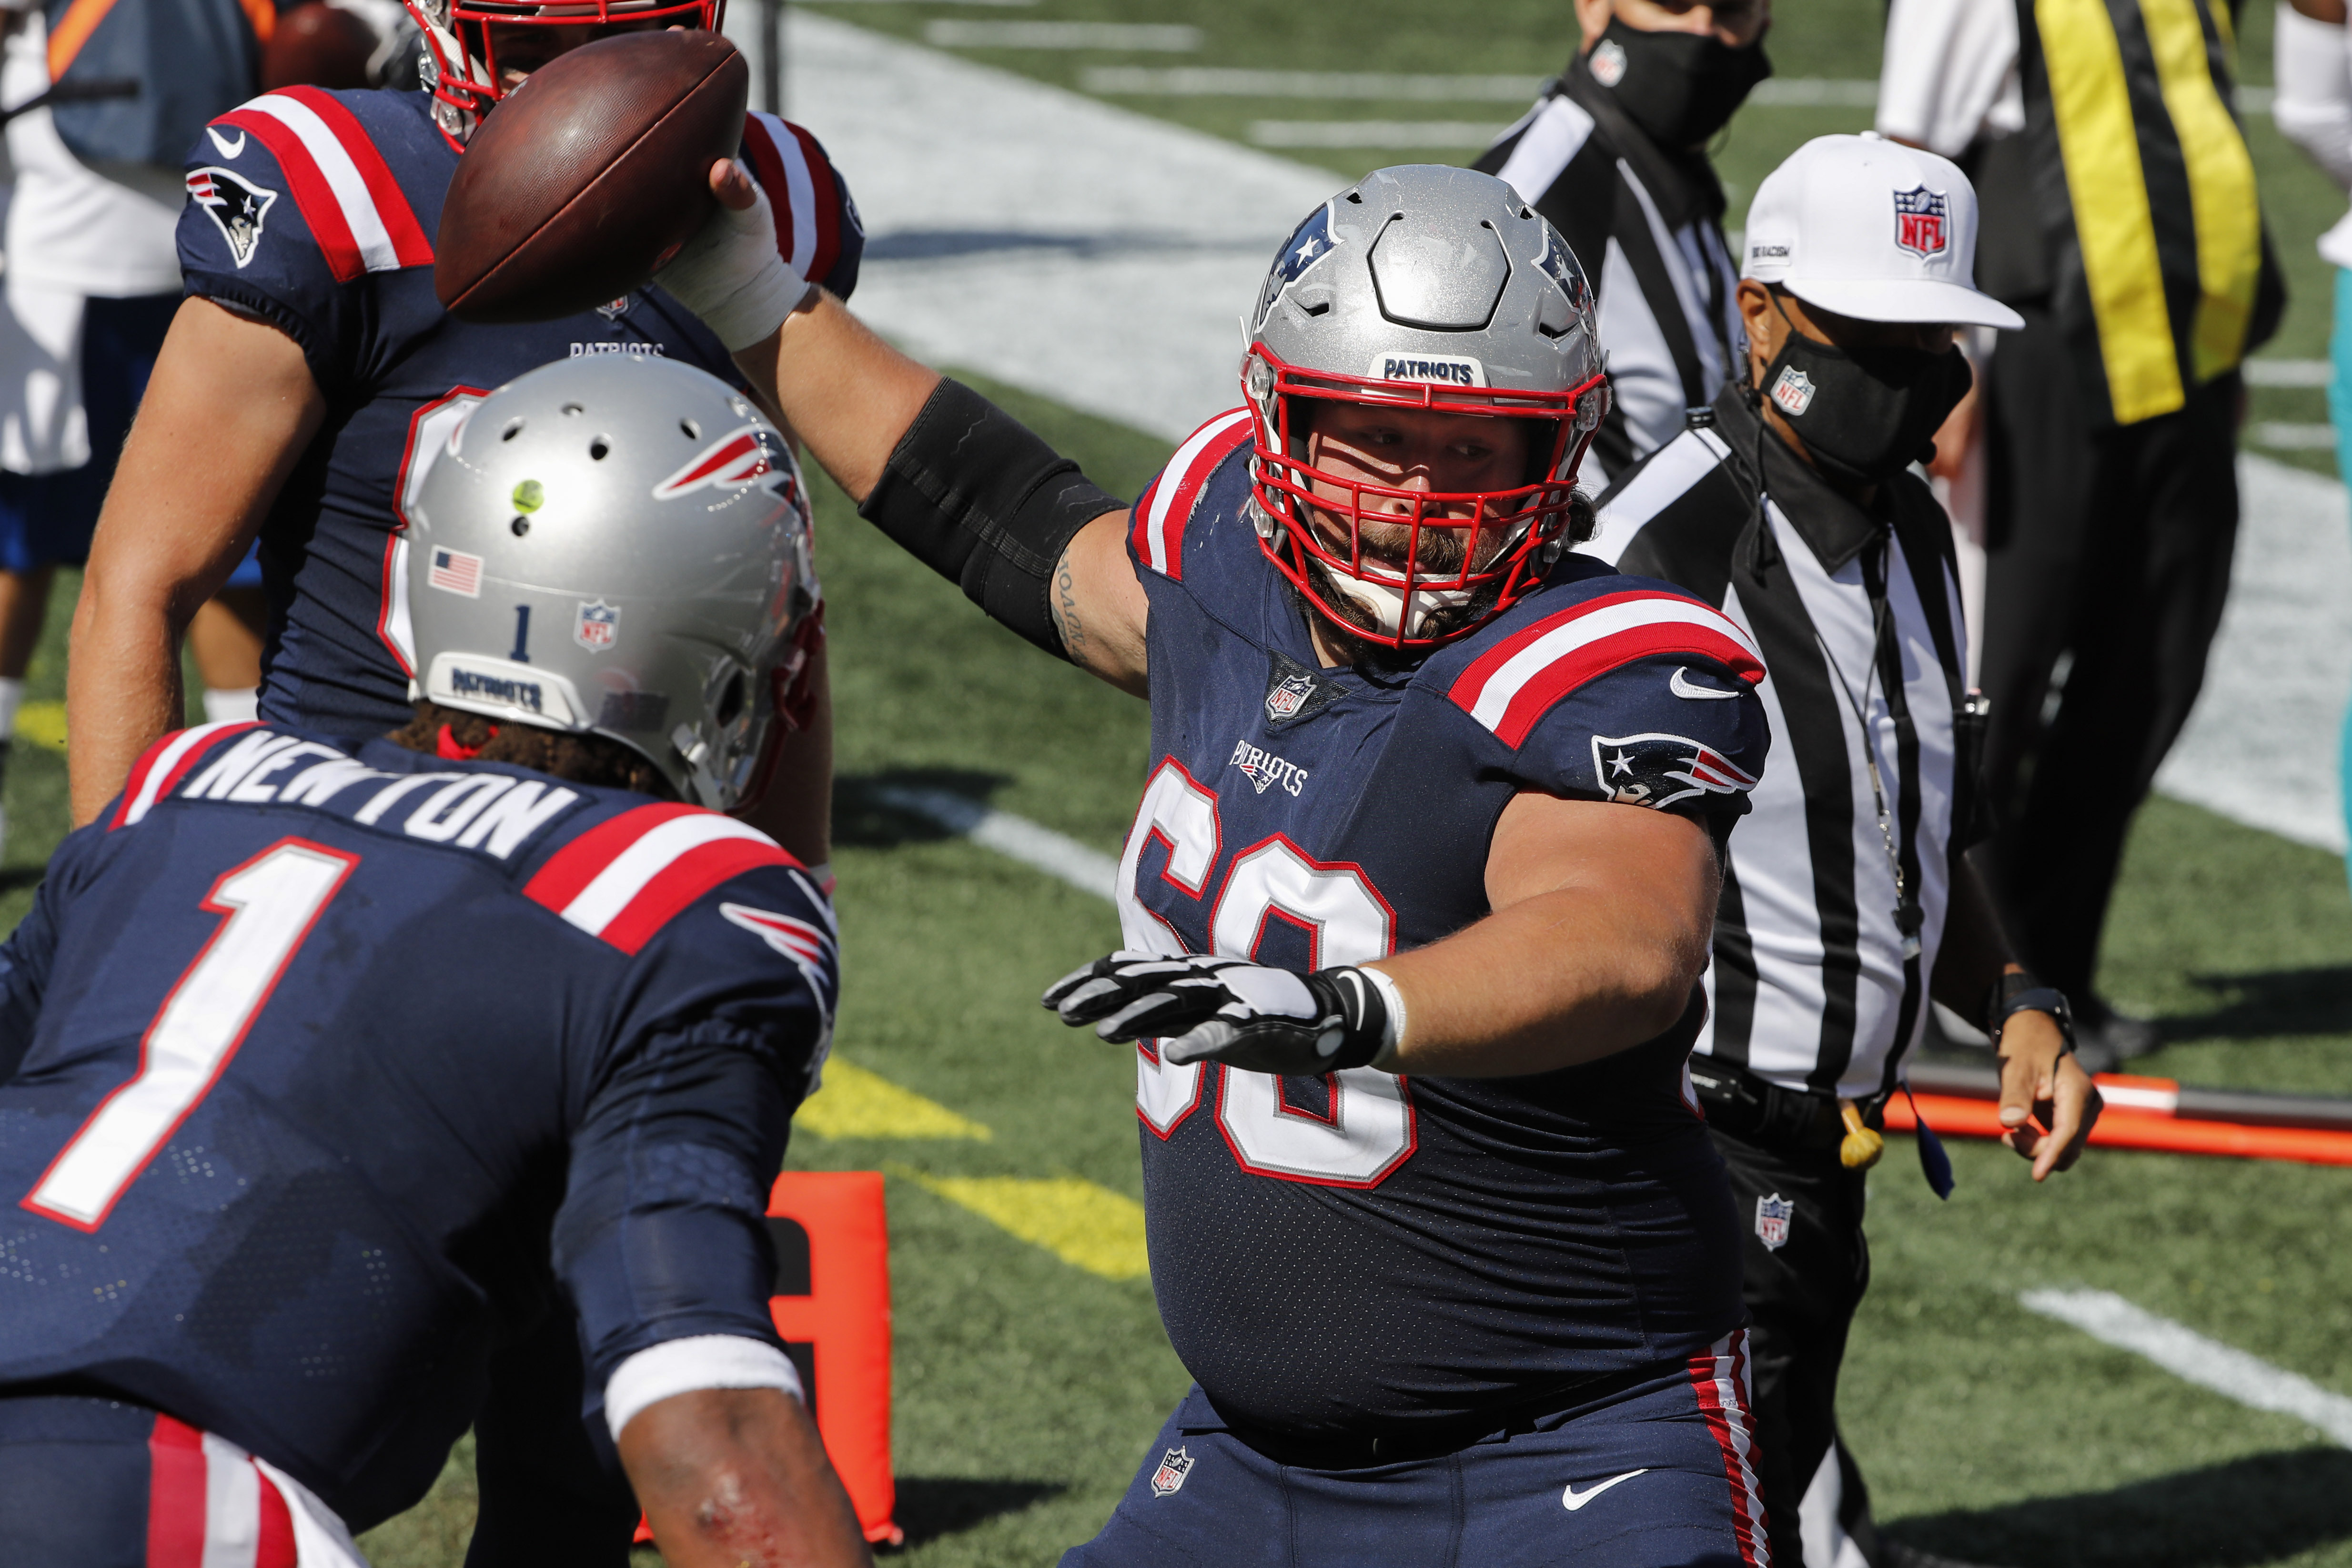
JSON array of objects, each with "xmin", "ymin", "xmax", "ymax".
[
  {"xmin": 1129, "ymin": 408, "xmax": 1253, "ymax": 580},
  {"xmin": 1687, "ymin": 1329, "xmax": 1772, "ymax": 1568},
  {"xmin": 1447, "ymin": 588, "xmax": 1766, "ymax": 750},
  {"xmin": 147, "ymin": 1413, "xmax": 367, "ymax": 1568},
  {"xmin": 742, "ymin": 112, "xmax": 853, "ymax": 289},
  {"xmin": 109, "ymin": 722, "xmax": 261, "ymax": 830},
  {"xmin": 525, "ymin": 803, "xmax": 801, "ymax": 955},
  {"xmin": 215, "ymin": 88, "xmax": 434, "ymax": 284}
]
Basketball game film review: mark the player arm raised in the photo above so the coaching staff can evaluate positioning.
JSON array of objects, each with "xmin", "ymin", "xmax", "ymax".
[
  {"xmin": 67, "ymin": 301, "xmax": 325, "ymax": 824},
  {"xmin": 659, "ymin": 161, "xmax": 1149, "ymax": 694}
]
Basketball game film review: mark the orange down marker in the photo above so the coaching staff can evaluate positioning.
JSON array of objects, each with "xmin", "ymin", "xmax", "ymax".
[
  {"xmin": 631, "ymin": 1171, "xmax": 900, "ymax": 1550},
  {"xmin": 768, "ymin": 1171, "xmax": 902, "ymax": 1547}
]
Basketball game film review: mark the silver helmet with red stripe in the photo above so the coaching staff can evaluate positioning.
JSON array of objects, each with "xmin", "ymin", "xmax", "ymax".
[
  {"xmin": 404, "ymin": 353, "xmax": 820, "ymax": 811},
  {"xmin": 402, "ymin": 0, "xmax": 724, "ymax": 142},
  {"xmin": 1243, "ymin": 164, "xmax": 1609, "ymax": 650}
]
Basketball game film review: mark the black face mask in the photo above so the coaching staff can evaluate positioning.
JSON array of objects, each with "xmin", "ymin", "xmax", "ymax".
[
  {"xmin": 1757, "ymin": 326, "xmax": 1974, "ymax": 489},
  {"xmin": 1586, "ymin": 19, "xmax": 1771, "ymax": 149}
]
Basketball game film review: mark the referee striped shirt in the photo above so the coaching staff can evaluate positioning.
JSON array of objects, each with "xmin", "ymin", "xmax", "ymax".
[
  {"xmin": 1474, "ymin": 57, "xmax": 1743, "ymax": 486},
  {"xmin": 1585, "ymin": 390, "xmax": 1973, "ymax": 1100}
]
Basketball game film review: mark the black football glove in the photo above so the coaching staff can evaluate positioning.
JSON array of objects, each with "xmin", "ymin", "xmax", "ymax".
[{"xmin": 1041, "ymin": 951, "xmax": 1395, "ymax": 1075}]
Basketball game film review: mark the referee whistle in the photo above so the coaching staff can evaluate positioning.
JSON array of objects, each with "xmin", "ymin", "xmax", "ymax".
[{"xmin": 1838, "ymin": 1101, "xmax": 1885, "ymax": 1171}]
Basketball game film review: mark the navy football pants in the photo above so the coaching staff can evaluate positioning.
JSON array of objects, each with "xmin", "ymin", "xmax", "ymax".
[
  {"xmin": 0, "ymin": 1393, "xmax": 321, "ymax": 1566},
  {"xmin": 1063, "ymin": 1333, "xmax": 1770, "ymax": 1568}
]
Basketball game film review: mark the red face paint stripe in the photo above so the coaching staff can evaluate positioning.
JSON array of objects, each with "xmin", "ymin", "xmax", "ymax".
[
  {"xmin": 523, "ymin": 802, "xmax": 708, "ymax": 913},
  {"xmin": 218, "ymin": 108, "xmax": 364, "ymax": 283},
  {"xmin": 1488, "ymin": 625, "xmax": 1768, "ymax": 749},
  {"xmin": 600, "ymin": 837, "xmax": 799, "ymax": 954},
  {"xmin": 273, "ymin": 86, "xmax": 434, "ymax": 266},
  {"xmin": 784, "ymin": 121, "xmax": 842, "ymax": 285},
  {"xmin": 145, "ymin": 1414, "xmax": 209, "ymax": 1568}
]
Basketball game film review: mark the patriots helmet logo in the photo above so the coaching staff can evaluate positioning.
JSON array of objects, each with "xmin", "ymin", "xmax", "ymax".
[
  {"xmin": 652, "ymin": 425, "xmax": 777, "ymax": 501},
  {"xmin": 1590, "ymin": 731, "xmax": 1758, "ymax": 809},
  {"xmin": 186, "ymin": 166, "xmax": 277, "ymax": 268},
  {"xmin": 1892, "ymin": 185, "xmax": 1949, "ymax": 260},
  {"xmin": 1257, "ymin": 201, "xmax": 1336, "ymax": 327},
  {"xmin": 1534, "ymin": 225, "xmax": 1591, "ymax": 316}
]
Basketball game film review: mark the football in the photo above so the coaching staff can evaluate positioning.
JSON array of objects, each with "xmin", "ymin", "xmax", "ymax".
[
  {"xmin": 261, "ymin": 2, "xmax": 379, "ymax": 91},
  {"xmin": 434, "ymin": 30, "xmax": 748, "ymax": 324}
]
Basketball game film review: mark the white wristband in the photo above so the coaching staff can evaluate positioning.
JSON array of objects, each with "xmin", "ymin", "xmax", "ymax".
[
  {"xmin": 1360, "ymin": 965, "xmax": 1407, "ymax": 1073},
  {"xmin": 603, "ymin": 1334, "xmax": 803, "ymax": 1442},
  {"xmin": 653, "ymin": 164, "xmax": 813, "ymax": 351}
]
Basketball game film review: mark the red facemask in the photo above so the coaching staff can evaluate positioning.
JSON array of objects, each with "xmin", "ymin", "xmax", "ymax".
[
  {"xmin": 1244, "ymin": 344, "xmax": 1608, "ymax": 651},
  {"xmin": 404, "ymin": 0, "xmax": 725, "ymax": 137}
]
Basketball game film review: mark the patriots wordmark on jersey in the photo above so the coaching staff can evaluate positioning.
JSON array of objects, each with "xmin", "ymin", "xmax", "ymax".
[
  {"xmin": 0, "ymin": 722, "xmax": 838, "ymax": 1533},
  {"xmin": 175, "ymin": 86, "xmax": 861, "ymax": 739},
  {"xmin": 1113, "ymin": 412, "xmax": 1772, "ymax": 1439}
]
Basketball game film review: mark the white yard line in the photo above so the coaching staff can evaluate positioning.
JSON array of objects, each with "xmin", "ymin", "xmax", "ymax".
[
  {"xmin": 1249, "ymin": 120, "xmax": 1506, "ymax": 149},
  {"xmin": 923, "ymin": 20, "xmax": 1199, "ymax": 50},
  {"xmin": 2020, "ymin": 1289, "xmax": 2352, "ymax": 1446},
  {"xmin": 765, "ymin": 10, "xmax": 2352, "ymax": 856},
  {"xmin": 871, "ymin": 787, "xmax": 1120, "ymax": 903}
]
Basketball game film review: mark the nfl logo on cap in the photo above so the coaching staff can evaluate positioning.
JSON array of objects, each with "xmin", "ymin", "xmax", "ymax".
[{"xmin": 1892, "ymin": 186, "xmax": 1948, "ymax": 260}]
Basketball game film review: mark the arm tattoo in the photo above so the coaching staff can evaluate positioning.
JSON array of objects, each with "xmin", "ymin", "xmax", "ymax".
[{"xmin": 1054, "ymin": 555, "xmax": 1086, "ymax": 655}]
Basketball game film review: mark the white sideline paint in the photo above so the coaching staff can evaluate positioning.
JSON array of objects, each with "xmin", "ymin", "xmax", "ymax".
[
  {"xmin": 872, "ymin": 787, "xmax": 1120, "ymax": 903},
  {"xmin": 2020, "ymin": 1288, "xmax": 2352, "ymax": 1447},
  {"xmin": 924, "ymin": 20, "xmax": 1199, "ymax": 51},
  {"xmin": 2244, "ymin": 358, "xmax": 2332, "ymax": 388},
  {"xmin": 1250, "ymin": 120, "xmax": 1506, "ymax": 150},
  {"xmin": 755, "ymin": 12, "xmax": 2352, "ymax": 854}
]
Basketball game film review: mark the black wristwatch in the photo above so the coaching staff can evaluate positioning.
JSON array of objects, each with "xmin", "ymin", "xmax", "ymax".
[{"xmin": 1985, "ymin": 971, "xmax": 2076, "ymax": 1057}]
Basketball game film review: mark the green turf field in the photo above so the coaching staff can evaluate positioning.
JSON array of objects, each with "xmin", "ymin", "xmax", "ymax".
[{"xmin": 16, "ymin": 5, "xmax": 2352, "ymax": 1563}]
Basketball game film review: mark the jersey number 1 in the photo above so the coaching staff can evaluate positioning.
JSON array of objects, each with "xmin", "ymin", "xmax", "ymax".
[
  {"xmin": 24, "ymin": 839, "xmax": 358, "ymax": 1232},
  {"xmin": 1118, "ymin": 760, "xmax": 1415, "ymax": 1189}
]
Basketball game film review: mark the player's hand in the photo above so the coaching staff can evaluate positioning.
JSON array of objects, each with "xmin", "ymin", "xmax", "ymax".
[
  {"xmin": 1996, "ymin": 1008, "xmax": 2101, "ymax": 1180},
  {"xmin": 653, "ymin": 159, "xmax": 811, "ymax": 351},
  {"xmin": 1042, "ymin": 951, "xmax": 1395, "ymax": 1075}
]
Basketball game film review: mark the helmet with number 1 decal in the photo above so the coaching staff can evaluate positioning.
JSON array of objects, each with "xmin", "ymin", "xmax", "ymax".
[
  {"xmin": 404, "ymin": 353, "xmax": 819, "ymax": 811},
  {"xmin": 1243, "ymin": 164, "xmax": 1609, "ymax": 650}
]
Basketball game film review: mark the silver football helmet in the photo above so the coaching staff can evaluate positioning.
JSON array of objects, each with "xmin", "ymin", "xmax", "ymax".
[
  {"xmin": 1243, "ymin": 164, "xmax": 1609, "ymax": 648},
  {"xmin": 402, "ymin": 354, "xmax": 818, "ymax": 811}
]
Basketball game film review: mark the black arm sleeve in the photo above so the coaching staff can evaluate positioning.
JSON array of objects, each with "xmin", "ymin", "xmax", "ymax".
[{"xmin": 856, "ymin": 378, "xmax": 1125, "ymax": 659}]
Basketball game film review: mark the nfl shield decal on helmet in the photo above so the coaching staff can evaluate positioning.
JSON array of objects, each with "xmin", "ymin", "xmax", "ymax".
[
  {"xmin": 575, "ymin": 599, "xmax": 619, "ymax": 651},
  {"xmin": 1893, "ymin": 185, "xmax": 1949, "ymax": 259},
  {"xmin": 1151, "ymin": 1446, "xmax": 1195, "ymax": 1497},
  {"xmin": 1770, "ymin": 365, "xmax": 1816, "ymax": 417},
  {"xmin": 1590, "ymin": 733, "xmax": 1760, "ymax": 809},
  {"xmin": 1755, "ymin": 1193, "xmax": 1794, "ymax": 1251}
]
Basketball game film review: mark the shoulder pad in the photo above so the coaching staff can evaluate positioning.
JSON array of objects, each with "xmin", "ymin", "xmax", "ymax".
[
  {"xmin": 202, "ymin": 89, "xmax": 434, "ymax": 283},
  {"xmin": 1130, "ymin": 408, "xmax": 1254, "ymax": 580},
  {"xmin": 525, "ymin": 801, "xmax": 802, "ymax": 955},
  {"xmin": 741, "ymin": 112, "xmax": 855, "ymax": 291},
  {"xmin": 1447, "ymin": 586, "xmax": 1763, "ymax": 749},
  {"xmin": 107, "ymin": 721, "xmax": 262, "ymax": 829}
]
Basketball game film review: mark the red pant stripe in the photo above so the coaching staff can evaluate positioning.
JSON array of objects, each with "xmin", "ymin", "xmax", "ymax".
[
  {"xmin": 256, "ymin": 1464, "xmax": 299, "ymax": 1568},
  {"xmin": 1687, "ymin": 1329, "xmax": 1772, "ymax": 1568},
  {"xmin": 145, "ymin": 1415, "xmax": 210, "ymax": 1568}
]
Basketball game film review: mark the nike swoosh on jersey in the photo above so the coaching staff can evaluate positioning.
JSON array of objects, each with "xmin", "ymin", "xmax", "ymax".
[
  {"xmin": 208, "ymin": 126, "xmax": 246, "ymax": 158},
  {"xmin": 1561, "ymin": 1469, "xmax": 1647, "ymax": 1511},
  {"xmin": 1670, "ymin": 666, "xmax": 1741, "ymax": 700}
]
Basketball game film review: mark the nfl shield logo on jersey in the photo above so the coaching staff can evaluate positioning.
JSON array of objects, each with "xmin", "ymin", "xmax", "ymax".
[
  {"xmin": 1893, "ymin": 186, "xmax": 1949, "ymax": 259},
  {"xmin": 1755, "ymin": 1193, "xmax": 1794, "ymax": 1251},
  {"xmin": 575, "ymin": 599, "xmax": 619, "ymax": 651},
  {"xmin": 1151, "ymin": 1447, "xmax": 1195, "ymax": 1497},
  {"xmin": 1266, "ymin": 670, "xmax": 1316, "ymax": 722}
]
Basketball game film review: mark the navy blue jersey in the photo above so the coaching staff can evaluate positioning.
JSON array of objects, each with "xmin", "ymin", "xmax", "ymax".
[
  {"xmin": 1117, "ymin": 412, "xmax": 1772, "ymax": 1439},
  {"xmin": 178, "ymin": 87, "xmax": 862, "ymax": 738},
  {"xmin": 0, "ymin": 722, "xmax": 838, "ymax": 1531}
]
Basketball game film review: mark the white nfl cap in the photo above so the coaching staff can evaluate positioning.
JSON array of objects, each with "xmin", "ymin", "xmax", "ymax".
[{"xmin": 1742, "ymin": 133, "xmax": 2024, "ymax": 330}]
